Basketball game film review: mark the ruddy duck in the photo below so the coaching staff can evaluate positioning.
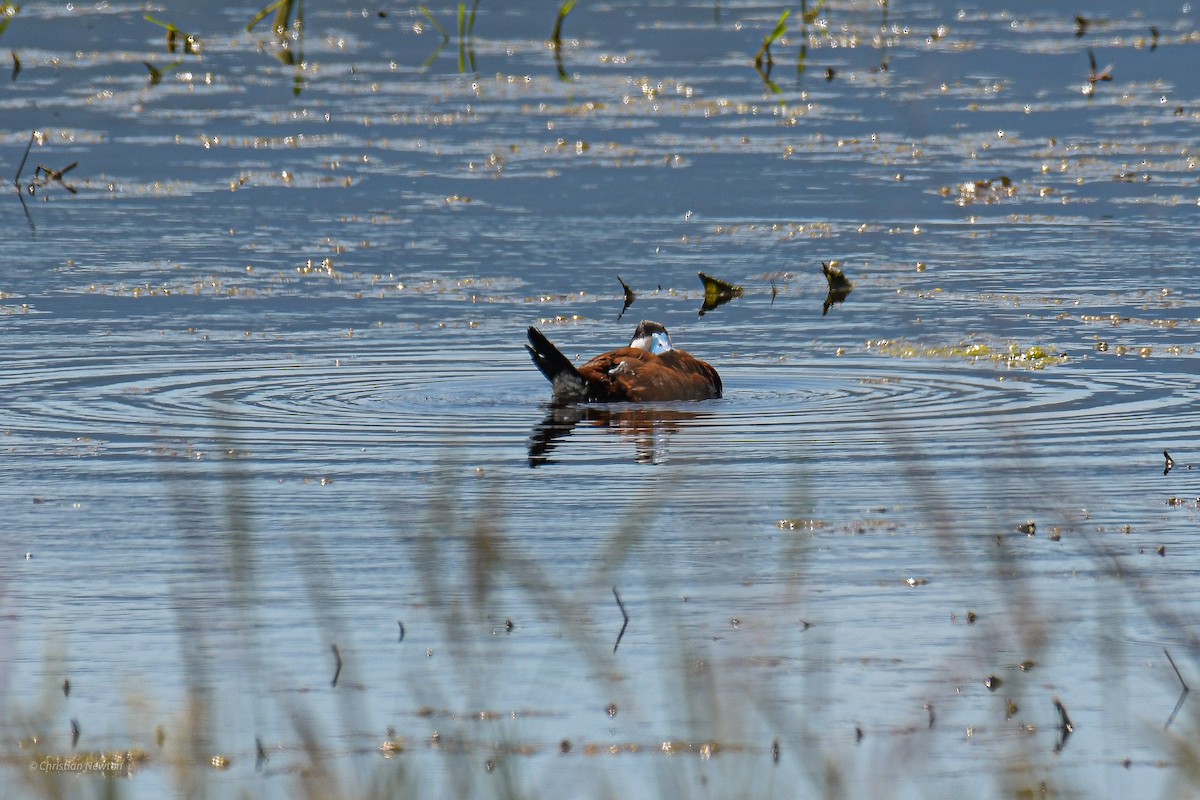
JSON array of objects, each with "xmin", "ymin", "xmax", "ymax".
[{"xmin": 526, "ymin": 320, "xmax": 722, "ymax": 403}]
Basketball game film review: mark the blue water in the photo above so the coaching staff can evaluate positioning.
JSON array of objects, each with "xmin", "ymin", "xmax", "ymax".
[{"xmin": 2, "ymin": 1, "xmax": 1199, "ymax": 797}]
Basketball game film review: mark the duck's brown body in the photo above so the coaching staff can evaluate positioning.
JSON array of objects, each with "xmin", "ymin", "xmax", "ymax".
[{"xmin": 527, "ymin": 321, "xmax": 722, "ymax": 403}]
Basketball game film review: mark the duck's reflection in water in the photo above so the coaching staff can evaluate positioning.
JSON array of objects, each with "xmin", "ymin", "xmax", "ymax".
[{"xmin": 528, "ymin": 404, "xmax": 709, "ymax": 467}]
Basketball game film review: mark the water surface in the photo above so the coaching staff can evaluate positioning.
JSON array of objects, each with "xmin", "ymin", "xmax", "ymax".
[{"xmin": 2, "ymin": 1, "xmax": 1200, "ymax": 797}]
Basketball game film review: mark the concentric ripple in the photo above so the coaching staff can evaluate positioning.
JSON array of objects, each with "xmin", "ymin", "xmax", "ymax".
[{"xmin": 5, "ymin": 345, "xmax": 1187, "ymax": 472}]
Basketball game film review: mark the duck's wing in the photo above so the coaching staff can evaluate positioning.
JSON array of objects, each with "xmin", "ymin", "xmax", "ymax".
[
  {"xmin": 645, "ymin": 350, "xmax": 722, "ymax": 401},
  {"xmin": 577, "ymin": 348, "xmax": 657, "ymax": 402},
  {"xmin": 579, "ymin": 348, "xmax": 721, "ymax": 402}
]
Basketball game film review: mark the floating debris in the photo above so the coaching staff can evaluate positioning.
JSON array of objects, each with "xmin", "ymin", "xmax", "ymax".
[
  {"xmin": 1164, "ymin": 648, "xmax": 1190, "ymax": 730},
  {"xmin": 984, "ymin": 675, "xmax": 1003, "ymax": 691},
  {"xmin": 821, "ymin": 261, "xmax": 853, "ymax": 315},
  {"xmin": 30, "ymin": 161, "xmax": 79, "ymax": 195},
  {"xmin": 1053, "ymin": 696, "xmax": 1074, "ymax": 752},
  {"xmin": 698, "ymin": 271, "xmax": 743, "ymax": 316},
  {"xmin": 1087, "ymin": 47, "xmax": 1113, "ymax": 84},
  {"xmin": 1164, "ymin": 450, "xmax": 1174, "ymax": 475},
  {"xmin": 776, "ymin": 518, "xmax": 827, "ymax": 530},
  {"xmin": 612, "ymin": 587, "xmax": 629, "ymax": 653},
  {"xmin": 616, "ymin": 275, "xmax": 636, "ymax": 321},
  {"xmin": 941, "ymin": 176, "xmax": 1016, "ymax": 206},
  {"xmin": 331, "ymin": 643, "xmax": 343, "ymax": 688},
  {"xmin": 1017, "ymin": 520, "xmax": 1036, "ymax": 536},
  {"xmin": 1084, "ymin": 47, "xmax": 1113, "ymax": 96}
]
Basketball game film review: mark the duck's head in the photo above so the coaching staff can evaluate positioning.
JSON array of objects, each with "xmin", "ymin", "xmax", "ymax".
[{"xmin": 629, "ymin": 320, "xmax": 674, "ymax": 355}]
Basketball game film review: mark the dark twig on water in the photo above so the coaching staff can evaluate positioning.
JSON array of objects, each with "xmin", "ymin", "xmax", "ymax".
[
  {"xmin": 12, "ymin": 131, "xmax": 35, "ymax": 235},
  {"xmin": 331, "ymin": 643, "xmax": 343, "ymax": 687},
  {"xmin": 1164, "ymin": 647, "xmax": 1190, "ymax": 730},
  {"xmin": 34, "ymin": 161, "xmax": 78, "ymax": 194},
  {"xmin": 1087, "ymin": 47, "xmax": 1112, "ymax": 85},
  {"xmin": 255, "ymin": 736, "xmax": 268, "ymax": 770},
  {"xmin": 1163, "ymin": 450, "xmax": 1174, "ymax": 475},
  {"xmin": 1053, "ymin": 696, "xmax": 1073, "ymax": 753},
  {"xmin": 70, "ymin": 718, "xmax": 80, "ymax": 748},
  {"xmin": 398, "ymin": 620, "xmax": 406, "ymax": 643},
  {"xmin": 612, "ymin": 586, "xmax": 629, "ymax": 653}
]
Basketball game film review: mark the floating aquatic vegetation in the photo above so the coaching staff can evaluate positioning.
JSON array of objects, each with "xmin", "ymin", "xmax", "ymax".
[
  {"xmin": 820, "ymin": 260, "xmax": 852, "ymax": 316},
  {"xmin": 246, "ymin": 0, "xmax": 305, "ymax": 94},
  {"xmin": 417, "ymin": 1, "xmax": 480, "ymax": 72},
  {"xmin": 0, "ymin": 3, "xmax": 17, "ymax": 40},
  {"xmin": 247, "ymin": 0, "xmax": 301, "ymax": 37},
  {"xmin": 698, "ymin": 271, "xmax": 743, "ymax": 316},
  {"xmin": 1083, "ymin": 47, "xmax": 1112, "ymax": 97},
  {"xmin": 144, "ymin": 15, "xmax": 201, "ymax": 56},
  {"xmin": 142, "ymin": 59, "xmax": 183, "ymax": 86},
  {"xmin": 417, "ymin": 6, "xmax": 450, "ymax": 68},
  {"xmin": 550, "ymin": 0, "xmax": 577, "ymax": 80},
  {"xmin": 940, "ymin": 176, "xmax": 1017, "ymax": 206},
  {"xmin": 776, "ymin": 518, "xmax": 828, "ymax": 530},
  {"xmin": 458, "ymin": 0, "xmax": 481, "ymax": 73},
  {"xmin": 753, "ymin": 9, "xmax": 789, "ymax": 93},
  {"xmin": 615, "ymin": 274, "xmax": 635, "ymax": 321},
  {"xmin": 866, "ymin": 339, "xmax": 1067, "ymax": 369}
]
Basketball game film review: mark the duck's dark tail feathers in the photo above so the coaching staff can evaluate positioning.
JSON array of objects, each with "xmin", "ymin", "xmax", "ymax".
[{"xmin": 527, "ymin": 327, "xmax": 587, "ymax": 400}]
